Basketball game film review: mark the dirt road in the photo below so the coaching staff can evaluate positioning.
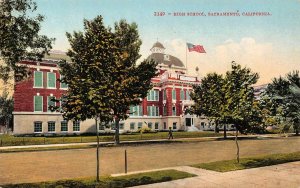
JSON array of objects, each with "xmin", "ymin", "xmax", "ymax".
[{"xmin": 0, "ymin": 137, "xmax": 299, "ymax": 185}]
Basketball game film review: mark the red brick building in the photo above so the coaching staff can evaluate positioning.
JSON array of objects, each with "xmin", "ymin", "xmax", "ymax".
[{"xmin": 13, "ymin": 42, "xmax": 210, "ymax": 135}]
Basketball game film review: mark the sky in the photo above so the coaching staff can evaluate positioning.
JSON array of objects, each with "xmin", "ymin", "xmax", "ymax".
[{"xmin": 35, "ymin": 0, "xmax": 300, "ymax": 85}]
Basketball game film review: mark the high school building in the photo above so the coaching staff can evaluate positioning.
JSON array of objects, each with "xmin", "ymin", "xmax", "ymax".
[{"xmin": 13, "ymin": 42, "xmax": 212, "ymax": 135}]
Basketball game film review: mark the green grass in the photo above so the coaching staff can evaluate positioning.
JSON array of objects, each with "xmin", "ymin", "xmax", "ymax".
[
  {"xmin": 192, "ymin": 151, "xmax": 300, "ymax": 172},
  {"xmin": 2, "ymin": 169, "xmax": 196, "ymax": 188},
  {"xmin": 0, "ymin": 131, "xmax": 223, "ymax": 147}
]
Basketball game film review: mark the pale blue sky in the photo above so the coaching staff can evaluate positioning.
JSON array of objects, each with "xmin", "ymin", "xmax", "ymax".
[{"xmin": 35, "ymin": 0, "xmax": 300, "ymax": 84}]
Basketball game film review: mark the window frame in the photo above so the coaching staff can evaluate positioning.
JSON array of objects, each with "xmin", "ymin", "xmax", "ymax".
[
  {"xmin": 48, "ymin": 121, "xmax": 56, "ymax": 132},
  {"xmin": 34, "ymin": 95, "xmax": 43, "ymax": 112},
  {"xmin": 33, "ymin": 71, "xmax": 43, "ymax": 88},
  {"xmin": 47, "ymin": 72, "xmax": 56, "ymax": 89},
  {"xmin": 61, "ymin": 121, "xmax": 68, "ymax": 132},
  {"xmin": 47, "ymin": 96, "xmax": 56, "ymax": 112},
  {"xmin": 73, "ymin": 121, "xmax": 80, "ymax": 132},
  {"xmin": 34, "ymin": 121, "xmax": 42, "ymax": 133},
  {"xmin": 60, "ymin": 74, "xmax": 68, "ymax": 89}
]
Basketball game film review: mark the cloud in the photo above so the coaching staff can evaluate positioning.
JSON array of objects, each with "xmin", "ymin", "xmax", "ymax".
[{"xmin": 162, "ymin": 37, "xmax": 300, "ymax": 85}]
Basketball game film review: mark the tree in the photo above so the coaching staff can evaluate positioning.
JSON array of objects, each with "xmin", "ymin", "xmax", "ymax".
[
  {"xmin": 190, "ymin": 61, "xmax": 260, "ymax": 162},
  {"xmin": 0, "ymin": 0, "xmax": 54, "ymax": 83},
  {"xmin": 223, "ymin": 62, "xmax": 259, "ymax": 162},
  {"xmin": 55, "ymin": 16, "xmax": 157, "ymax": 181},
  {"xmin": 190, "ymin": 72, "xmax": 226, "ymax": 136},
  {"xmin": 263, "ymin": 71, "xmax": 300, "ymax": 135}
]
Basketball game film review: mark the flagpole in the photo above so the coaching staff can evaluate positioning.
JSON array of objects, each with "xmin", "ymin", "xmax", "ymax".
[{"xmin": 186, "ymin": 43, "xmax": 188, "ymax": 74}]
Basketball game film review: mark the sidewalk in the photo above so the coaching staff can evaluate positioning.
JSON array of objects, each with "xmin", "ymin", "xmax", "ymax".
[
  {"xmin": 0, "ymin": 134, "xmax": 287, "ymax": 150},
  {"xmin": 131, "ymin": 162, "xmax": 300, "ymax": 188}
]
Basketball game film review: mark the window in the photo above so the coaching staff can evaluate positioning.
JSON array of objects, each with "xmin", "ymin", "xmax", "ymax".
[
  {"xmin": 163, "ymin": 106, "xmax": 167, "ymax": 116},
  {"xmin": 34, "ymin": 121, "xmax": 42, "ymax": 133},
  {"xmin": 34, "ymin": 71, "xmax": 43, "ymax": 88},
  {"xmin": 163, "ymin": 90, "xmax": 167, "ymax": 100},
  {"xmin": 61, "ymin": 121, "xmax": 68, "ymax": 132},
  {"xmin": 180, "ymin": 90, "xmax": 185, "ymax": 100},
  {"xmin": 130, "ymin": 122, "xmax": 135, "ymax": 130},
  {"xmin": 201, "ymin": 122, "xmax": 205, "ymax": 128},
  {"xmin": 172, "ymin": 89, "xmax": 176, "ymax": 100},
  {"xmin": 60, "ymin": 75, "xmax": 68, "ymax": 89},
  {"xmin": 186, "ymin": 90, "xmax": 190, "ymax": 100},
  {"xmin": 119, "ymin": 123, "xmax": 124, "ymax": 130},
  {"xmin": 173, "ymin": 122, "xmax": 177, "ymax": 130},
  {"xmin": 129, "ymin": 105, "xmax": 143, "ymax": 116},
  {"xmin": 99, "ymin": 122, "xmax": 105, "ymax": 130},
  {"xmin": 148, "ymin": 122, "xmax": 152, "ymax": 129},
  {"xmin": 73, "ymin": 121, "xmax": 80, "ymax": 132},
  {"xmin": 172, "ymin": 106, "xmax": 176, "ymax": 116},
  {"xmin": 147, "ymin": 106, "xmax": 159, "ymax": 116},
  {"xmin": 47, "ymin": 72, "xmax": 56, "ymax": 88},
  {"xmin": 34, "ymin": 95, "xmax": 43, "ymax": 112},
  {"xmin": 155, "ymin": 122, "xmax": 159, "ymax": 130},
  {"xmin": 138, "ymin": 122, "xmax": 143, "ymax": 129},
  {"xmin": 48, "ymin": 121, "xmax": 55, "ymax": 132},
  {"xmin": 163, "ymin": 122, "xmax": 167, "ymax": 130},
  {"xmin": 147, "ymin": 90, "xmax": 159, "ymax": 101},
  {"xmin": 47, "ymin": 96, "xmax": 55, "ymax": 112}
]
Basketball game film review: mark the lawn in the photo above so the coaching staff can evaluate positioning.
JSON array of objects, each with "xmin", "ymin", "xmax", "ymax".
[
  {"xmin": 2, "ymin": 169, "xmax": 196, "ymax": 188},
  {"xmin": 0, "ymin": 131, "xmax": 222, "ymax": 146},
  {"xmin": 192, "ymin": 151, "xmax": 300, "ymax": 172}
]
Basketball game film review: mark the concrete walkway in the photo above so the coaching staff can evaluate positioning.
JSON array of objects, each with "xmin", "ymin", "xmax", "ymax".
[
  {"xmin": 133, "ymin": 162, "xmax": 300, "ymax": 188},
  {"xmin": 0, "ymin": 134, "xmax": 286, "ymax": 150}
]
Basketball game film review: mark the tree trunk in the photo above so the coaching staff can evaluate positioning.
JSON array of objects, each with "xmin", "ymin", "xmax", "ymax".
[
  {"xmin": 95, "ymin": 118, "xmax": 100, "ymax": 182},
  {"xmin": 224, "ymin": 124, "xmax": 227, "ymax": 139},
  {"xmin": 235, "ymin": 128, "xmax": 240, "ymax": 163},
  {"xmin": 115, "ymin": 117, "xmax": 120, "ymax": 145},
  {"xmin": 214, "ymin": 120, "xmax": 219, "ymax": 133}
]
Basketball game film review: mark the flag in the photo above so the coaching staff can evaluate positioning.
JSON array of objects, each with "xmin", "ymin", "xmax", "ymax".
[{"xmin": 187, "ymin": 43, "xmax": 206, "ymax": 53}]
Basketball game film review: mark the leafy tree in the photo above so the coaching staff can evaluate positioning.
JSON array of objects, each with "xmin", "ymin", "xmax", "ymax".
[
  {"xmin": 0, "ymin": 0, "xmax": 54, "ymax": 83},
  {"xmin": 190, "ymin": 62, "xmax": 260, "ymax": 162},
  {"xmin": 54, "ymin": 16, "xmax": 157, "ymax": 181},
  {"xmin": 223, "ymin": 62, "xmax": 259, "ymax": 162},
  {"xmin": 190, "ymin": 73, "xmax": 226, "ymax": 136},
  {"xmin": 263, "ymin": 71, "xmax": 300, "ymax": 135}
]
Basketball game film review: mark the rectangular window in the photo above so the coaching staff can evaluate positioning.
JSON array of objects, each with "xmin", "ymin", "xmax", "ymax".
[
  {"xmin": 48, "ymin": 121, "xmax": 55, "ymax": 132},
  {"xmin": 163, "ymin": 90, "xmax": 167, "ymax": 100},
  {"xmin": 99, "ymin": 122, "xmax": 105, "ymax": 130},
  {"xmin": 186, "ymin": 90, "xmax": 190, "ymax": 100},
  {"xmin": 147, "ymin": 90, "xmax": 159, "ymax": 101},
  {"xmin": 73, "ymin": 121, "xmax": 80, "ymax": 132},
  {"xmin": 119, "ymin": 123, "xmax": 124, "ymax": 130},
  {"xmin": 147, "ymin": 106, "xmax": 159, "ymax": 116},
  {"xmin": 129, "ymin": 105, "xmax": 143, "ymax": 116},
  {"xmin": 163, "ymin": 122, "xmax": 167, "ymax": 130},
  {"xmin": 172, "ymin": 89, "xmax": 176, "ymax": 100},
  {"xmin": 172, "ymin": 106, "xmax": 176, "ymax": 116},
  {"xmin": 34, "ymin": 121, "xmax": 42, "ymax": 133},
  {"xmin": 34, "ymin": 71, "xmax": 43, "ymax": 88},
  {"xmin": 61, "ymin": 121, "xmax": 68, "ymax": 132},
  {"xmin": 173, "ymin": 122, "xmax": 177, "ymax": 130},
  {"xmin": 47, "ymin": 72, "xmax": 56, "ymax": 88},
  {"xmin": 155, "ymin": 122, "xmax": 159, "ymax": 130},
  {"xmin": 180, "ymin": 90, "xmax": 185, "ymax": 100},
  {"xmin": 138, "ymin": 122, "xmax": 143, "ymax": 129},
  {"xmin": 47, "ymin": 96, "xmax": 55, "ymax": 112},
  {"xmin": 60, "ymin": 75, "xmax": 68, "ymax": 89},
  {"xmin": 130, "ymin": 122, "xmax": 135, "ymax": 130},
  {"xmin": 34, "ymin": 95, "xmax": 43, "ymax": 112},
  {"xmin": 148, "ymin": 122, "xmax": 152, "ymax": 129},
  {"xmin": 163, "ymin": 106, "xmax": 167, "ymax": 116}
]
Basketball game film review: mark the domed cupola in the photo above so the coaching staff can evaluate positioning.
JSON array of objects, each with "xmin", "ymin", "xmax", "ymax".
[{"xmin": 150, "ymin": 41, "xmax": 165, "ymax": 54}]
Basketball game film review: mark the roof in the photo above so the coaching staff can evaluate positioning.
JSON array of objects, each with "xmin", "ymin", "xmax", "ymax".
[
  {"xmin": 151, "ymin": 41, "xmax": 165, "ymax": 49},
  {"xmin": 147, "ymin": 53, "xmax": 185, "ymax": 68},
  {"xmin": 44, "ymin": 52, "xmax": 71, "ymax": 62}
]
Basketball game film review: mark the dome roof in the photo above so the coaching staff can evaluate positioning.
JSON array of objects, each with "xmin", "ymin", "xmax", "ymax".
[
  {"xmin": 151, "ymin": 41, "xmax": 165, "ymax": 49},
  {"xmin": 147, "ymin": 53, "xmax": 185, "ymax": 68}
]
